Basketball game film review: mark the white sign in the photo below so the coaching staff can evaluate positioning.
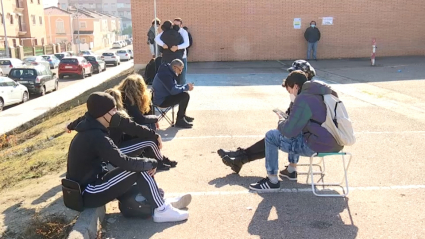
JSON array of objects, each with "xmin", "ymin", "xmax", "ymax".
[
  {"xmin": 322, "ymin": 17, "xmax": 333, "ymax": 25},
  {"xmin": 293, "ymin": 18, "xmax": 301, "ymax": 29}
]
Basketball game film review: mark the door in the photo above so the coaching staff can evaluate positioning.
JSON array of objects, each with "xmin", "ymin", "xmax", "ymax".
[
  {"xmin": 43, "ymin": 68, "xmax": 53, "ymax": 91},
  {"xmin": 3, "ymin": 81, "xmax": 19, "ymax": 104}
]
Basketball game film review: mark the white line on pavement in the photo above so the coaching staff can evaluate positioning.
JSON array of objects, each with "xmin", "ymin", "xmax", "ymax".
[
  {"xmin": 165, "ymin": 184, "xmax": 425, "ymax": 197},
  {"xmin": 162, "ymin": 131, "xmax": 425, "ymax": 141}
]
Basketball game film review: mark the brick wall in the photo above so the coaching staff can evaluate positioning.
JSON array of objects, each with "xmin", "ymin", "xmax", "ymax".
[{"xmin": 132, "ymin": 0, "xmax": 425, "ymax": 68}]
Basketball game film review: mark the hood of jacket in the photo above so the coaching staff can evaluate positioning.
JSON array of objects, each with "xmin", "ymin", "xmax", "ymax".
[
  {"xmin": 300, "ymin": 80, "xmax": 333, "ymax": 96},
  {"xmin": 74, "ymin": 112, "xmax": 108, "ymax": 133}
]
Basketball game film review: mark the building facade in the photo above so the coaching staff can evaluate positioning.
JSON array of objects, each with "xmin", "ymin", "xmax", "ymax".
[
  {"xmin": 44, "ymin": 7, "xmax": 73, "ymax": 44},
  {"xmin": 58, "ymin": 0, "xmax": 131, "ymax": 19},
  {"xmin": 0, "ymin": 0, "xmax": 47, "ymax": 50},
  {"xmin": 131, "ymin": 0, "xmax": 425, "ymax": 70}
]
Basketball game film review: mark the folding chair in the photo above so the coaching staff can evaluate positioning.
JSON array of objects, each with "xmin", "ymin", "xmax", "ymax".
[
  {"xmin": 297, "ymin": 152, "xmax": 352, "ymax": 197},
  {"xmin": 151, "ymin": 90, "xmax": 177, "ymax": 127}
]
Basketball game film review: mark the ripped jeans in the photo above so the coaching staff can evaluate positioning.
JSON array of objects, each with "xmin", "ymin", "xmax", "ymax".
[{"xmin": 265, "ymin": 129, "xmax": 316, "ymax": 175}]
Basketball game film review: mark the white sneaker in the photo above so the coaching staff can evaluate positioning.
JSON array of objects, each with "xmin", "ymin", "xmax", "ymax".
[
  {"xmin": 153, "ymin": 204, "xmax": 189, "ymax": 223},
  {"xmin": 166, "ymin": 194, "xmax": 192, "ymax": 209}
]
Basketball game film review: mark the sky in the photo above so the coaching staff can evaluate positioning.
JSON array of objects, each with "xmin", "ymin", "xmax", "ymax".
[{"xmin": 43, "ymin": 0, "xmax": 58, "ymax": 7}]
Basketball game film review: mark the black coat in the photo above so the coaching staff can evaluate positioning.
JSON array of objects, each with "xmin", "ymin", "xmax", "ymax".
[
  {"xmin": 304, "ymin": 27, "xmax": 321, "ymax": 43},
  {"xmin": 160, "ymin": 29, "xmax": 184, "ymax": 63}
]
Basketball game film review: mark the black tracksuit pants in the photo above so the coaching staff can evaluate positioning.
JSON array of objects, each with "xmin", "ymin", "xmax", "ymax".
[
  {"xmin": 118, "ymin": 137, "xmax": 163, "ymax": 160},
  {"xmin": 159, "ymin": 92, "xmax": 190, "ymax": 119}
]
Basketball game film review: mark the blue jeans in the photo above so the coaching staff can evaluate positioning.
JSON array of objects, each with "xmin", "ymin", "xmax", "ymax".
[
  {"xmin": 265, "ymin": 129, "xmax": 316, "ymax": 175},
  {"xmin": 180, "ymin": 58, "xmax": 187, "ymax": 85},
  {"xmin": 307, "ymin": 42, "xmax": 318, "ymax": 60}
]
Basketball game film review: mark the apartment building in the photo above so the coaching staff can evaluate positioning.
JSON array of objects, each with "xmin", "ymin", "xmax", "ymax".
[
  {"xmin": 0, "ymin": 0, "xmax": 47, "ymax": 49},
  {"xmin": 58, "ymin": 0, "xmax": 131, "ymax": 19},
  {"xmin": 44, "ymin": 6, "xmax": 74, "ymax": 44}
]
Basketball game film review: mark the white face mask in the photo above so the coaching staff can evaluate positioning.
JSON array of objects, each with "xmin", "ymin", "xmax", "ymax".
[{"xmin": 290, "ymin": 94, "xmax": 296, "ymax": 102}]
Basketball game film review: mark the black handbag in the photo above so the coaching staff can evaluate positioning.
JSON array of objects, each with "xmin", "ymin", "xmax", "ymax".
[{"xmin": 61, "ymin": 179, "xmax": 84, "ymax": 212}]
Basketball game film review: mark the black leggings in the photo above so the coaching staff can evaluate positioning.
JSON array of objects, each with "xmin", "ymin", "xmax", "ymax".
[
  {"xmin": 244, "ymin": 138, "xmax": 266, "ymax": 160},
  {"xmin": 83, "ymin": 167, "xmax": 164, "ymax": 209}
]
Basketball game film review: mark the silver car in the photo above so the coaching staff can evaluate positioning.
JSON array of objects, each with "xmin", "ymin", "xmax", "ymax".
[{"xmin": 23, "ymin": 56, "xmax": 50, "ymax": 69}]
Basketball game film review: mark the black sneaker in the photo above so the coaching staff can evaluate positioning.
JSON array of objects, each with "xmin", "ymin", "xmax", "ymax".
[
  {"xmin": 175, "ymin": 118, "xmax": 193, "ymax": 128},
  {"xmin": 184, "ymin": 115, "xmax": 194, "ymax": 122},
  {"xmin": 163, "ymin": 156, "xmax": 177, "ymax": 168},
  {"xmin": 249, "ymin": 177, "xmax": 280, "ymax": 192},
  {"xmin": 279, "ymin": 166, "xmax": 297, "ymax": 181}
]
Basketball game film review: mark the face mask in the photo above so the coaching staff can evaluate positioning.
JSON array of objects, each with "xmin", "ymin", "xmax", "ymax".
[
  {"xmin": 290, "ymin": 94, "xmax": 296, "ymax": 102},
  {"xmin": 311, "ymin": 24, "xmax": 315, "ymax": 28},
  {"xmin": 109, "ymin": 113, "xmax": 122, "ymax": 128}
]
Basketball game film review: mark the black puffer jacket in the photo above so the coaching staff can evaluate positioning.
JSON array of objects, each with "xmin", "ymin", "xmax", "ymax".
[
  {"xmin": 66, "ymin": 113, "xmax": 157, "ymax": 189},
  {"xmin": 160, "ymin": 28, "xmax": 184, "ymax": 63}
]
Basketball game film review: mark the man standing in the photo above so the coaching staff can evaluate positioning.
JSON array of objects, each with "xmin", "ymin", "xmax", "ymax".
[
  {"xmin": 304, "ymin": 21, "xmax": 321, "ymax": 61},
  {"xmin": 152, "ymin": 59, "xmax": 194, "ymax": 128},
  {"xmin": 155, "ymin": 17, "xmax": 190, "ymax": 85},
  {"xmin": 148, "ymin": 18, "xmax": 161, "ymax": 58}
]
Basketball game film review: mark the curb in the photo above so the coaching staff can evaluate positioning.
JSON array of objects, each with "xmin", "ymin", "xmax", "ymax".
[{"xmin": 67, "ymin": 206, "xmax": 106, "ymax": 239}]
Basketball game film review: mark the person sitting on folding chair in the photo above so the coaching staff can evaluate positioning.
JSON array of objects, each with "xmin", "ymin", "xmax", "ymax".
[
  {"xmin": 66, "ymin": 92, "xmax": 191, "ymax": 223},
  {"xmin": 152, "ymin": 59, "xmax": 194, "ymax": 128},
  {"xmin": 117, "ymin": 74, "xmax": 159, "ymax": 130}
]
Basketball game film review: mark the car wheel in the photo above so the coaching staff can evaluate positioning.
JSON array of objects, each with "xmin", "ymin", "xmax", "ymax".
[
  {"xmin": 80, "ymin": 70, "xmax": 85, "ymax": 79},
  {"xmin": 88, "ymin": 68, "xmax": 93, "ymax": 77},
  {"xmin": 40, "ymin": 86, "xmax": 46, "ymax": 96},
  {"xmin": 21, "ymin": 91, "xmax": 29, "ymax": 103},
  {"xmin": 59, "ymin": 74, "xmax": 64, "ymax": 79},
  {"xmin": 0, "ymin": 98, "xmax": 4, "ymax": 111},
  {"xmin": 114, "ymin": 62, "xmax": 117, "ymax": 66},
  {"xmin": 53, "ymin": 81, "xmax": 58, "ymax": 91}
]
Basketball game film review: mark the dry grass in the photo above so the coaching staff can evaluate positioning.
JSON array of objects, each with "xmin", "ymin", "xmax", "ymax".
[
  {"xmin": 23, "ymin": 214, "xmax": 76, "ymax": 239},
  {"xmin": 0, "ymin": 104, "xmax": 87, "ymax": 191}
]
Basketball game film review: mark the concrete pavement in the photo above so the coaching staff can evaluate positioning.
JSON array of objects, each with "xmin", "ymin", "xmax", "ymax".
[{"xmin": 102, "ymin": 57, "xmax": 425, "ymax": 238}]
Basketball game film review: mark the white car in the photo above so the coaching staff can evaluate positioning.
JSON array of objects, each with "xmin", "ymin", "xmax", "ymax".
[
  {"xmin": 116, "ymin": 49, "xmax": 132, "ymax": 61},
  {"xmin": 80, "ymin": 50, "xmax": 95, "ymax": 56},
  {"xmin": 120, "ymin": 40, "xmax": 127, "ymax": 47},
  {"xmin": 112, "ymin": 41, "xmax": 122, "ymax": 48},
  {"xmin": 127, "ymin": 49, "xmax": 134, "ymax": 59},
  {"xmin": 0, "ymin": 58, "xmax": 24, "ymax": 76},
  {"xmin": 0, "ymin": 76, "xmax": 29, "ymax": 111},
  {"xmin": 101, "ymin": 52, "xmax": 121, "ymax": 66}
]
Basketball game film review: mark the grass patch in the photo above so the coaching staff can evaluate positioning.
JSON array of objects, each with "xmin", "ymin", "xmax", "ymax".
[{"xmin": 0, "ymin": 104, "xmax": 87, "ymax": 191}]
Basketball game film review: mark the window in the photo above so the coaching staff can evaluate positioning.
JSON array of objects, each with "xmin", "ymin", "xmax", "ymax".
[
  {"xmin": 32, "ymin": 15, "xmax": 36, "ymax": 25},
  {"xmin": 30, "ymin": 0, "xmax": 33, "ymax": 3},
  {"xmin": 126, "ymin": 3, "xmax": 131, "ymax": 8},
  {"xmin": 55, "ymin": 19, "xmax": 65, "ymax": 33},
  {"xmin": 0, "ymin": 14, "xmax": 2, "ymax": 24},
  {"xmin": 39, "ymin": 16, "xmax": 42, "ymax": 25},
  {"xmin": 104, "ymin": 3, "xmax": 108, "ymax": 8},
  {"xmin": 38, "ymin": 0, "xmax": 40, "ymax": 4},
  {"xmin": 80, "ymin": 22, "xmax": 86, "ymax": 29},
  {"xmin": 117, "ymin": 3, "xmax": 124, "ymax": 8},
  {"xmin": 111, "ymin": 3, "xmax": 116, "ymax": 8},
  {"xmin": 10, "ymin": 14, "xmax": 13, "ymax": 24}
]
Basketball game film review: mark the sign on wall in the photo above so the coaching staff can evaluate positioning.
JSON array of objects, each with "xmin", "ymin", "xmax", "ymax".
[
  {"xmin": 293, "ymin": 18, "xmax": 301, "ymax": 29},
  {"xmin": 322, "ymin": 17, "xmax": 334, "ymax": 25}
]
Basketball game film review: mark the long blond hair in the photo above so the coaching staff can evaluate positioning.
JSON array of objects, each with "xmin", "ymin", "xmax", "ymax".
[
  {"xmin": 104, "ymin": 88, "xmax": 129, "ymax": 118},
  {"xmin": 117, "ymin": 74, "xmax": 151, "ymax": 114}
]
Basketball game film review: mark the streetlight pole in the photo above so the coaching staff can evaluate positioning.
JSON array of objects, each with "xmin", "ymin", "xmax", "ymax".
[
  {"xmin": 1, "ymin": 0, "xmax": 9, "ymax": 57},
  {"xmin": 154, "ymin": 0, "xmax": 157, "ymax": 57}
]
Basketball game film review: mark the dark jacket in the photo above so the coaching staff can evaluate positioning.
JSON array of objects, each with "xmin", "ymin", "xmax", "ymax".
[
  {"xmin": 304, "ymin": 27, "xmax": 321, "ymax": 43},
  {"xmin": 147, "ymin": 26, "xmax": 156, "ymax": 44},
  {"xmin": 122, "ymin": 97, "xmax": 158, "ymax": 126},
  {"xmin": 152, "ymin": 63, "xmax": 189, "ymax": 105},
  {"xmin": 278, "ymin": 80, "xmax": 343, "ymax": 153},
  {"xmin": 160, "ymin": 29, "xmax": 184, "ymax": 63},
  {"xmin": 144, "ymin": 57, "xmax": 163, "ymax": 85},
  {"xmin": 66, "ymin": 113, "xmax": 156, "ymax": 189},
  {"xmin": 67, "ymin": 114, "xmax": 158, "ymax": 146}
]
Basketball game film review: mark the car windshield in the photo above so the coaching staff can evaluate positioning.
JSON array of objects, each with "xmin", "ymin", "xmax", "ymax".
[
  {"xmin": 0, "ymin": 60, "xmax": 11, "ymax": 65},
  {"xmin": 61, "ymin": 59, "xmax": 79, "ymax": 64},
  {"xmin": 117, "ymin": 50, "xmax": 127, "ymax": 53},
  {"xmin": 55, "ymin": 54, "xmax": 65, "ymax": 59},
  {"xmin": 24, "ymin": 57, "xmax": 36, "ymax": 62},
  {"xmin": 9, "ymin": 69, "xmax": 37, "ymax": 78},
  {"xmin": 42, "ymin": 56, "xmax": 51, "ymax": 60},
  {"xmin": 102, "ymin": 53, "xmax": 114, "ymax": 56},
  {"xmin": 84, "ymin": 56, "xmax": 96, "ymax": 61}
]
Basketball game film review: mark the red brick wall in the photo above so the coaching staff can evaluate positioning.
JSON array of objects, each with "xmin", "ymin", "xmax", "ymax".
[{"xmin": 132, "ymin": 0, "xmax": 425, "ymax": 66}]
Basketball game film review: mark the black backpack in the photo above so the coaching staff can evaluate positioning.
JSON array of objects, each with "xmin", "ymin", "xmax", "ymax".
[
  {"xmin": 118, "ymin": 186, "xmax": 153, "ymax": 219},
  {"xmin": 144, "ymin": 57, "xmax": 162, "ymax": 85}
]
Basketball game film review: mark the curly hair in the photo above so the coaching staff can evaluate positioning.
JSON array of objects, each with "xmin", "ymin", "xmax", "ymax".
[
  {"xmin": 104, "ymin": 88, "xmax": 129, "ymax": 118},
  {"xmin": 116, "ymin": 74, "xmax": 151, "ymax": 114}
]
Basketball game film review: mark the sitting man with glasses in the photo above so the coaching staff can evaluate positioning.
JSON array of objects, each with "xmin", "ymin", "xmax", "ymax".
[{"xmin": 152, "ymin": 59, "xmax": 194, "ymax": 128}]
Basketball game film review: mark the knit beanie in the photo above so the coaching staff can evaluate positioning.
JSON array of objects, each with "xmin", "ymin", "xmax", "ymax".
[{"xmin": 86, "ymin": 92, "xmax": 116, "ymax": 118}]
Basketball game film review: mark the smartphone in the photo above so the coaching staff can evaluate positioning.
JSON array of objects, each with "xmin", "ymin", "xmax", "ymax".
[{"xmin": 273, "ymin": 108, "xmax": 288, "ymax": 119}]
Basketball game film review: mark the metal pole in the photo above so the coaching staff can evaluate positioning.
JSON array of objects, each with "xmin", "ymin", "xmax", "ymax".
[
  {"xmin": 1, "ymin": 0, "xmax": 9, "ymax": 57},
  {"xmin": 76, "ymin": 3, "xmax": 80, "ymax": 53},
  {"xmin": 154, "ymin": 0, "xmax": 157, "ymax": 57}
]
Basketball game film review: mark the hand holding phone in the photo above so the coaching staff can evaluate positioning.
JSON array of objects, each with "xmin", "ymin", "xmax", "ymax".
[{"xmin": 273, "ymin": 108, "xmax": 288, "ymax": 119}]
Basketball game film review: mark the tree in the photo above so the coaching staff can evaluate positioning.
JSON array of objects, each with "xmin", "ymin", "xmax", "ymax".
[{"xmin": 122, "ymin": 26, "xmax": 132, "ymax": 36}]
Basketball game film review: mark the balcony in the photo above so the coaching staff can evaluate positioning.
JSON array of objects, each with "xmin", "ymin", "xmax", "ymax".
[
  {"xmin": 15, "ymin": 0, "xmax": 24, "ymax": 12},
  {"xmin": 18, "ymin": 22, "xmax": 27, "ymax": 35}
]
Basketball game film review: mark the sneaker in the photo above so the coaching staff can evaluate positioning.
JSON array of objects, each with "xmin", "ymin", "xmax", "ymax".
[
  {"xmin": 249, "ymin": 177, "xmax": 280, "ymax": 192},
  {"xmin": 158, "ymin": 188, "xmax": 165, "ymax": 198},
  {"xmin": 157, "ymin": 160, "xmax": 171, "ymax": 171},
  {"xmin": 175, "ymin": 118, "xmax": 193, "ymax": 128},
  {"xmin": 217, "ymin": 147, "xmax": 245, "ymax": 158},
  {"xmin": 184, "ymin": 115, "xmax": 194, "ymax": 122},
  {"xmin": 166, "ymin": 194, "xmax": 192, "ymax": 209},
  {"xmin": 153, "ymin": 203, "xmax": 189, "ymax": 223},
  {"xmin": 163, "ymin": 156, "xmax": 178, "ymax": 168},
  {"xmin": 279, "ymin": 166, "xmax": 298, "ymax": 181}
]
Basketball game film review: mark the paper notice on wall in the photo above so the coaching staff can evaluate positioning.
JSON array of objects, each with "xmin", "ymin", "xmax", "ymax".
[
  {"xmin": 322, "ymin": 17, "xmax": 333, "ymax": 25},
  {"xmin": 293, "ymin": 18, "xmax": 301, "ymax": 29}
]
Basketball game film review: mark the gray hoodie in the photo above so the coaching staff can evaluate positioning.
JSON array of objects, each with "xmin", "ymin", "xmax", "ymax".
[{"xmin": 278, "ymin": 80, "xmax": 343, "ymax": 153}]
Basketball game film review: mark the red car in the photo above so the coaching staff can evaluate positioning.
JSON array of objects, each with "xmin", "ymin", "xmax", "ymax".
[{"xmin": 58, "ymin": 57, "xmax": 93, "ymax": 79}]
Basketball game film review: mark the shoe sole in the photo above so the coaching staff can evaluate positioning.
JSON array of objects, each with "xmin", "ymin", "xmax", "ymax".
[
  {"xmin": 248, "ymin": 186, "xmax": 280, "ymax": 192},
  {"xmin": 279, "ymin": 174, "xmax": 297, "ymax": 181},
  {"xmin": 171, "ymin": 194, "xmax": 192, "ymax": 209},
  {"xmin": 153, "ymin": 214, "xmax": 189, "ymax": 223}
]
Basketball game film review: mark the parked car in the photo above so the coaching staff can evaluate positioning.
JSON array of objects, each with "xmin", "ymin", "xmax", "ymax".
[
  {"xmin": 41, "ymin": 55, "xmax": 60, "ymax": 69},
  {"xmin": 127, "ymin": 49, "xmax": 134, "ymax": 59},
  {"xmin": 58, "ymin": 57, "xmax": 93, "ymax": 79},
  {"xmin": 66, "ymin": 51, "xmax": 75, "ymax": 56},
  {"xmin": 112, "ymin": 41, "xmax": 122, "ymax": 48},
  {"xmin": 0, "ymin": 77, "xmax": 29, "ymax": 111},
  {"xmin": 8, "ymin": 65, "xmax": 58, "ymax": 96},
  {"xmin": 0, "ymin": 58, "xmax": 23, "ymax": 76},
  {"xmin": 83, "ymin": 55, "xmax": 106, "ymax": 74},
  {"xmin": 23, "ymin": 56, "xmax": 50, "ymax": 69},
  {"xmin": 54, "ymin": 52, "xmax": 71, "ymax": 60},
  {"xmin": 101, "ymin": 52, "xmax": 121, "ymax": 66},
  {"xmin": 80, "ymin": 50, "xmax": 95, "ymax": 56},
  {"xmin": 116, "ymin": 49, "xmax": 132, "ymax": 61},
  {"xmin": 125, "ymin": 39, "xmax": 132, "ymax": 45},
  {"xmin": 120, "ymin": 40, "xmax": 127, "ymax": 47}
]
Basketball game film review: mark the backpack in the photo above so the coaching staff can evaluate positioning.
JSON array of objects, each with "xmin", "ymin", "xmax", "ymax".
[
  {"xmin": 315, "ymin": 94, "xmax": 356, "ymax": 146},
  {"xmin": 144, "ymin": 57, "xmax": 162, "ymax": 85}
]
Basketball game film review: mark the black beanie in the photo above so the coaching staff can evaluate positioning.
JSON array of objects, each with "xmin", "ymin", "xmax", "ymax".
[{"xmin": 86, "ymin": 92, "xmax": 116, "ymax": 118}]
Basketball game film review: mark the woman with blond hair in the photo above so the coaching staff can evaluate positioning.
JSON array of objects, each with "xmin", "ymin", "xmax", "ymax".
[{"xmin": 117, "ymin": 74, "xmax": 159, "ymax": 130}]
